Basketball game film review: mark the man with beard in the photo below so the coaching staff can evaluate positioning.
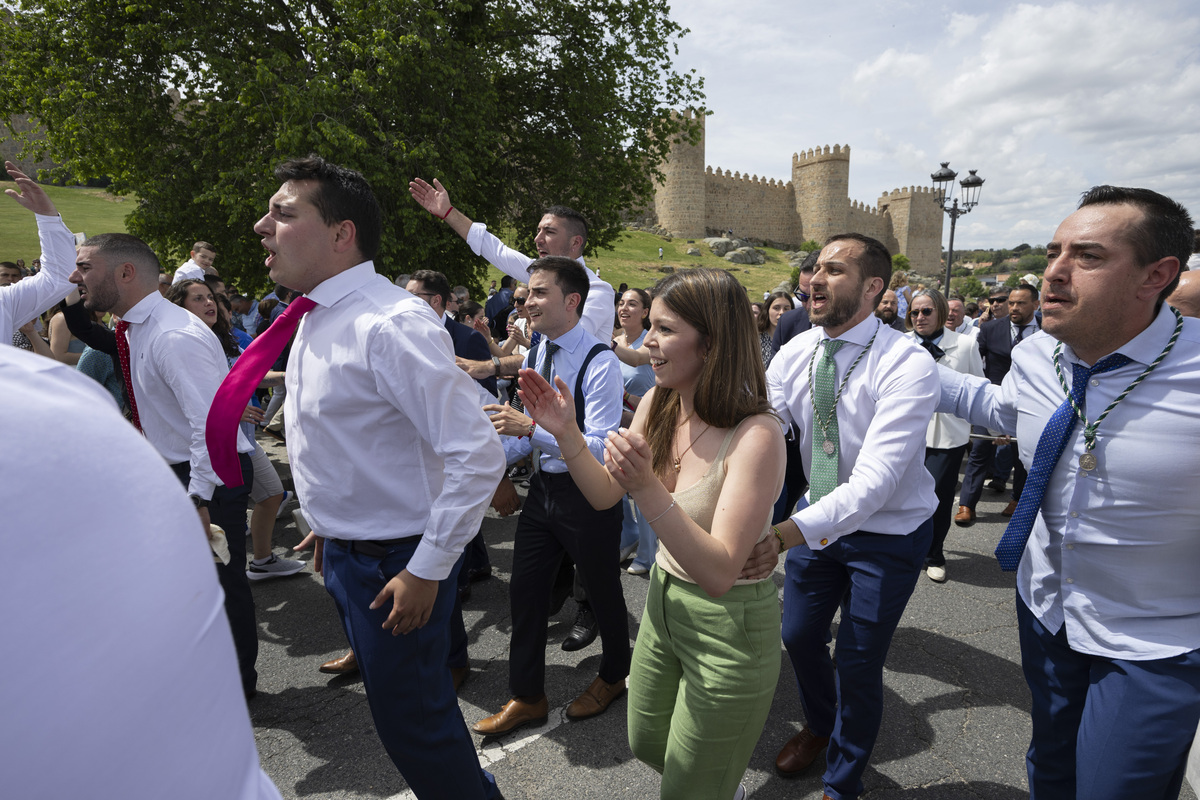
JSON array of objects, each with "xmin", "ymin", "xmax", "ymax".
[
  {"xmin": 874, "ymin": 289, "xmax": 907, "ymax": 332},
  {"xmin": 766, "ymin": 233, "xmax": 938, "ymax": 800},
  {"xmin": 938, "ymin": 186, "xmax": 1200, "ymax": 800}
]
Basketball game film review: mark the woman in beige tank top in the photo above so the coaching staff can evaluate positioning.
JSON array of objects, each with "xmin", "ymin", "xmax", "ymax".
[{"xmin": 519, "ymin": 268, "xmax": 786, "ymax": 800}]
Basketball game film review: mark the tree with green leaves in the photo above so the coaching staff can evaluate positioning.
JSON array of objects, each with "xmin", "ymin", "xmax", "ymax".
[
  {"xmin": 0, "ymin": 0, "xmax": 704, "ymax": 292},
  {"xmin": 952, "ymin": 275, "xmax": 985, "ymax": 301},
  {"xmin": 891, "ymin": 253, "xmax": 911, "ymax": 273}
]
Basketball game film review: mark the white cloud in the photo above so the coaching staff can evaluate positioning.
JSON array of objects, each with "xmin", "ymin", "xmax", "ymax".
[{"xmin": 670, "ymin": 0, "xmax": 1200, "ymax": 248}]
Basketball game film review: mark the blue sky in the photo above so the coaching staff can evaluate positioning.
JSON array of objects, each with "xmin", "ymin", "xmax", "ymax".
[{"xmin": 669, "ymin": 0, "xmax": 1200, "ymax": 249}]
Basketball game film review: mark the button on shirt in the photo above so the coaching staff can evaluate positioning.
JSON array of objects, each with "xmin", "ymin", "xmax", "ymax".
[
  {"xmin": 119, "ymin": 292, "xmax": 253, "ymax": 500},
  {"xmin": 500, "ymin": 322, "xmax": 624, "ymax": 472},
  {"xmin": 767, "ymin": 316, "xmax": 939, "ymax": 549},
  {"xmin": 465, "ymin": 222, "xmax": 616, "ymax": 341},
  {"xmin": 284, "ymin": 262, "xmax": 506, "ymax": 581},
  {"xmin": 938, "ymin": 306, "xmax": 1200, "ymax": 659},
  {"xmin": 1, "ymin": 214, "xmax": 76, "ymax": 343}
]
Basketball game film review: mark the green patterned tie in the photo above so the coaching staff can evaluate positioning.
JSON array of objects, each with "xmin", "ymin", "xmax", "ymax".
[{"xmin": 810, "ymin": 339, "xmax": 845, "ymax": 502}]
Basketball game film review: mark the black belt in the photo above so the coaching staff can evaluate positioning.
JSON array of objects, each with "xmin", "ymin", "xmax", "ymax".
[{"xmin": 325, "ymin": 535, "xmax": 421, "ymax": 559}]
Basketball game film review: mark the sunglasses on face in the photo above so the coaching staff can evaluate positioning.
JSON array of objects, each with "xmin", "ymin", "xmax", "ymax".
[
  {"xmin": 913, "ymin": 307, "xmax": 936, "ymax": 317},
  {"xmin": 514, "ymin": 297, "xmax": 526, "ymax": 305},
  {"xmin": 797, "ymin": 291, "xmax": 810, "ymax": 302}
]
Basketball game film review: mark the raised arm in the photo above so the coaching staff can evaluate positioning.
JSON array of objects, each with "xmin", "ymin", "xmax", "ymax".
[
  {"xmin": 409, "ymin": 177, "xmax": 473, "ymax": 240},
  {"xmin": 2, "ymin": 163, "xmax": 76, "ymax": 339}
]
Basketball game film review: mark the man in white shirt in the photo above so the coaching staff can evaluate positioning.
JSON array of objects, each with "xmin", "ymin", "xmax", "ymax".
[
  {"xmin": 2, "ymin": 346, "xmax": 282, "ymax": 800},
  {"xmin": 471, "ymin": 257, "xmax": 629, "ymax": 737},
  {"xmin": 939, "ymin": 187, "xmax": 1200, "ymax": 800},
  {"xmin": 253, "ymin": 156, "xmax": 506, "ymax": 800},
  {"xmin": 766, "ymin": 233, "xmax": 939, "ymax": 800},
  {"xmin": 1, "ymin": 162, "xmax": 77, "ymax": 344},
  {"xmin": 947, "ymin": 294, "xmax": 977, "ymax": 336},
  {"xmin": 70, "ymin": 231, "xmax": 261, "ymax": 697},
  {"xmin": 172, "ymin": 240, "xmax": 218, "ymax": 283}
]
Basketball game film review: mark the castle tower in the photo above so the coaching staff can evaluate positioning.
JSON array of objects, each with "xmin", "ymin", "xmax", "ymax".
[
  {"xmin": 878, "ymin": 186, "xmax": 945, "ymax": 274},
  {"xmin": 653, "ymin": 111, "xmax": 706, "ymax": 238},
  {"xmin": 792, "ymin": 145, "xmax": 851, "ymax": 245}
]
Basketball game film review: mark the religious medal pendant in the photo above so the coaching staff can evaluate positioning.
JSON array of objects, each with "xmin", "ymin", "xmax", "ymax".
[
  {"xmin": 823, "ymin": 439, "xmax": 836, "ymax": 456},
  {"xmin": 1079, "ymin": 452, "xmax": 1097, "ymax": 471}
]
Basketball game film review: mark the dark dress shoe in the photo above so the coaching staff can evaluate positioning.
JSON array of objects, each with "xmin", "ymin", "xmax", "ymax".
[
  {"xmin": 562, "ymin": 602, "xmax": 598, "ymax": 652},
  {"xmin": 775, "ymin": 727, "xmax": 830, "ymax": 778},
  {"xmin": 451, "ymin": 666, "xmax": 470, "ymax": 691},
  {"xmin": 318, "ymin": 649, "xmax": 359, "ymax": 675},
  {"xmin": 458, "ymin": 583, "xmax": 472, "ymax": 604},
  {"xmin": 467, "ymin": 565, "xmax": 493, "ymax": 583},
  {"xmin": 1001, "ymin": 499, "xmax": 1019, "ymax": 516},
  {"xmin": 472, "ymin": 696, "xmax": 549, "ymax": 736},
  {"xmin": 954, "ymin": 505, "xmax": 975, "ymax": 526},
  {"xmin": 565, "ymin": 675, "xmax": 626, "ymax": 720},
  {"xmin": 986, "ymin": 478, "xmax": 1006, "ymax": 493}
]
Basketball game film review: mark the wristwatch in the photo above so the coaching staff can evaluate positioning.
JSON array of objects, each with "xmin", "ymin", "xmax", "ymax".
[
  {"xmin": 189, "ymin": 494, "xmax": 210, "ymax": 510},
  {"xmin": 492, "ymin": 356, "xmax": 502, "ymax": 376}
]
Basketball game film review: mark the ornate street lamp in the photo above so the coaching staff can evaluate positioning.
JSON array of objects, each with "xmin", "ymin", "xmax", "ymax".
[{"xmin": 931, "ymin": 162, "xmax": 985, "ymax": 293}]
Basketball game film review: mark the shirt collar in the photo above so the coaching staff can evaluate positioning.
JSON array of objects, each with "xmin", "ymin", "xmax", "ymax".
[
  {"xmin": 305, "ymin": 261, "xmax": 376, "ymax": 308},
  {"xmin": 546, "ymin": 319, "xmax": 586, "ymax": 353},
  {"xmin": 1064, "ymin": 302, "xmax": 1179, "ymax": 368},
  {"xmin": 120, "ymin": 290, "xmax": 166, "ymax": 324},
  {"xmin": 819, "ymin": 314, "xmax": 880, "ymax": 348}
]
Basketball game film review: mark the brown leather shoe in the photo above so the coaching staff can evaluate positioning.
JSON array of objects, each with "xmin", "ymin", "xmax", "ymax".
[
  {"xmin": 451, "ymin": 666, "xmax": 470, "ymax": 692},
  {"xmin": 472, "ymin": 696, "xmax": 548, "ymax": 736},
  {"xmin": 1001, "ymin": 499, "xmax": 1019, "ymax": 516},
  {"xmin": 318, "ymin": 649, "xmax": 358, "ymax": 675},
  {"xmin": 565, "ymin": 675, "xmax": 626, "ymax": 720},
  {"xmin": 954, "ymin": 505, "xmax": 975, "ymax": 526},
  {"xmin": 775, "ymin": 727, "xmax": 830, "ymax": 778}
]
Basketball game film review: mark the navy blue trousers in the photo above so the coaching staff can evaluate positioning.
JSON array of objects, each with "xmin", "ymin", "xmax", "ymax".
[
  {"xmin": 924, "ymin": 445, "xmax": 968, "ymax": 566},
  {"xmin": 323, "ymin": 537, "xmax": 500, "ymax": 800},
  {"xmin": 1017, "ymin": 599, "xmax": 1200, "ymax": 800},
  {"xmin": 781, "ymin": 521, "xmax": 932, "ymax": 800},
  {"xmin": 172, "ymin": 454, "xmax": 257, "ymax": 695}
]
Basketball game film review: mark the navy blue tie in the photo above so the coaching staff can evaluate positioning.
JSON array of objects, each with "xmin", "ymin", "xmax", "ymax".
[{"xmin": 994, "ymin": 354, "xmax": 1131, "ymax": 571}]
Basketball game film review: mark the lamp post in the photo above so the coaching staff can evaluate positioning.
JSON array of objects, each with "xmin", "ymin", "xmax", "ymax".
[{"xmin": 931, "ymin": 162, "xmax": 984, "ymax": 293}]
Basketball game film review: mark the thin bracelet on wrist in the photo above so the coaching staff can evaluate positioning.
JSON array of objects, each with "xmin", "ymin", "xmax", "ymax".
[
  {"xmin": 439, "ymin": 205, "xmax": 454, "ymax": 221},
  {"xmin": 645, "ymin": 500, "xmax": 676, "ymax": 525}
]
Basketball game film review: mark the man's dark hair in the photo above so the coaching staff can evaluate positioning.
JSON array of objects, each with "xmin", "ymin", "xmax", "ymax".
[
  {"xmin": 949, "ymin": 293, "xmax": 965, "ymax": 302},
  {"xmin": 0, "ymin": 261, "xmax": 20, "ymax": 273},
  {"xmin": 83, "ymin": 233, "xmax": 161, "ymax": 277},
  {"xmin": 544, "ymin": 205, "xmax": 589, "ymax": 248},
  {"xmin": 1078, "ymin": 185, "xmax": 1194, "ymax": 300},
  {"xmin": 203, "ymin": 273, "xmax": 226, "ymax": 297},
  {"xmin": 275, "ymin": 155, "xmax": 382, "ymax": 260},
  {"xmin": 799, "ymin": 250, "xmax": 820, "ymax": 273},
  {"xmin": 989, "ymin": 289, "xmax": 1010, "ymax": 301},
  {"xmin": 822, "ymin": 232, "xmax": 892, "ymax": 307},
  {"xmin": 528, "ymin": 256, "xmax": 589, "ymax": 318},
  {"xmin": 410, "ymin": 269, "xmax": 451, "ymax": 305},
  {"xmin": 500, "ymin": 275, "xmax": 515, "ymax": 290},
  {"xmin": 1193, "ymin": 228, "xmax": 1200, "ymax": 255},
  {"xmin": 1012, "ymin": 283, "xmax": 1039, "ymax": 302}
]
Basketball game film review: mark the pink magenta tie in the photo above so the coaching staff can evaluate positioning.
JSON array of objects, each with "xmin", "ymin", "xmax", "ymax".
[{"xmin": 206, "ymin": 296, "xmax": 316, "ymax": 487}]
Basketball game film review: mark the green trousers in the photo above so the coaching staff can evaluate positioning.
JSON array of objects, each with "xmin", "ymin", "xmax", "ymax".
[{"xmin": 628, "ymin": 565, "xmax": 781, "ymax": 800}]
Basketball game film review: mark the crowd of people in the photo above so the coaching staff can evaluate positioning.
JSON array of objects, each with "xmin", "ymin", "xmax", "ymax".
[{"xmin": 4, "ymin": 156, "xmax": 1200, "ymax": 800}]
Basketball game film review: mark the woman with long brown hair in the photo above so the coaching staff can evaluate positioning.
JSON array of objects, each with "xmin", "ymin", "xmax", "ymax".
[{"xmin": 519, "ymin": 268, "xmax": 784, "ymax": 800}]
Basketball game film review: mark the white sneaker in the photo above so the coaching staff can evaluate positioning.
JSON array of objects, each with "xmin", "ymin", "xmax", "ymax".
[
  {"xmin": 618, "ymin": 543, "xmax": 638, "ymax": 563},
  {"xmin": 732, "ymin": 783, "xmax": 747, "ymax": 800},
  {"xmin": 627, "ymin": 563, "xmax": 649, "ymax": 575},
  {"xmin": 275, "ymin": 490, "xmax": 294, "ymax": 519},
  {"xmin": 247, "ymin": 554, "xmax": 306, "ymax": 581},
  {"xmin": 926, "ymin": 564, "xmax": 947, "ymax": 583}
]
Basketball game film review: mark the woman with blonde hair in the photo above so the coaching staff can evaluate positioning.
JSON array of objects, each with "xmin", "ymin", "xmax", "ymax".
[
  {"xmin": 889, "ymin": 270, "xmax": 912, "ymax": 320},
  {"xmin": 519, "ymin": 268, "xmax": 784, "ymax": 800}
]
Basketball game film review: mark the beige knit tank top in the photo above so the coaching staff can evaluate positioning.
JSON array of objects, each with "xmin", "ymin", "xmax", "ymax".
[{"xmin": 654, "ymin": 418, "xmax": 772, "ymax": 585}]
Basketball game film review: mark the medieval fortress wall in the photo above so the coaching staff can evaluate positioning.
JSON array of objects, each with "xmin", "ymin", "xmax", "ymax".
[{"xmin": 651, "ymin": 113, "xmax": 944, "ymax": 273}]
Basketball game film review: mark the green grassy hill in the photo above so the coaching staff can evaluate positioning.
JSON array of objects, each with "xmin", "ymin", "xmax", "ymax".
[
  {"xmin": 0, "ymin": 183, "xmax": 796, "ymax": 298},
  {"xmin": 0, "ymin": 181, "xmax": 132, "ymax": 260}
]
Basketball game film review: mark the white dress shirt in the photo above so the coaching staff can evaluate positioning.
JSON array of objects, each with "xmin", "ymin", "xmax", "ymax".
[
  {"xmin": 120, "ymin": 292, "xmax": 253, "ymax": 500},
  {"xmin": 500, "ymin": 321, "xmax": 624, "ymax": 472},
  {"xmin": 172, "ymin": 258, "xmax": 205, "ymax": 284},
  {"xmin": 908, "ymin": 328, "xmax": 984, "ymax": 449},
  {"xmin": 939, "ymin": 304, "xmax": 1200, "ymax": 660},
  {"xmin": 1, "ymin": 214, "xmax": 76, "ymax": 342},
  {"xmin": 1, "ymin": 347, "xmax": 280, "ymax": 800},
  {"xmin": 955, "ymin": 318, "xmax": 978, "ymax": 337},
  {"xmin": 465, "ymin": 222, "xmax": 617, "ymax": 340},
  {"xmin": 767, "ymin": 315, "xmax": 939, "ymax": 549},
  {"xmin": 285, "ymin": 262, "xmax": 506, "ymax": 581}
]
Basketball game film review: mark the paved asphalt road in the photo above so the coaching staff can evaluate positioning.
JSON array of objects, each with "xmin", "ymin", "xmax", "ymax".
[{"xmin": 248, "ymin": 438, "xmax": 1196, "ymax": 800}]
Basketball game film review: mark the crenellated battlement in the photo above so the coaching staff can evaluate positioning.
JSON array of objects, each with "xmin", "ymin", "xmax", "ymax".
[{"xmin": 651, "ymin": 113, "xmax": 942, "ymax": 271}]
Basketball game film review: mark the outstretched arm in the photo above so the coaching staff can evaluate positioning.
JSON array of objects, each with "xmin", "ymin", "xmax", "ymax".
[
  {"xmin": 409, "ymin": 177, "xmax": 474, "ymax": 241},
  {"xmin": 2, "ymin": 163, "xmax": 77, "ymax": 338}
]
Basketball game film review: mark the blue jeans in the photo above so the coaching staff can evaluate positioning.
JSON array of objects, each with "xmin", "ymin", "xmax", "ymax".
[{"xmin": 620, "ymin": 494, "xmax": 658, "ymax": 570}]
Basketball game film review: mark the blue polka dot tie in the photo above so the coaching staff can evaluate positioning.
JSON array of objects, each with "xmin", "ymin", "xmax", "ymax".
[{"xmin": 994, "ymin": 353, "xmax": 1131, "ymax": 571}]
